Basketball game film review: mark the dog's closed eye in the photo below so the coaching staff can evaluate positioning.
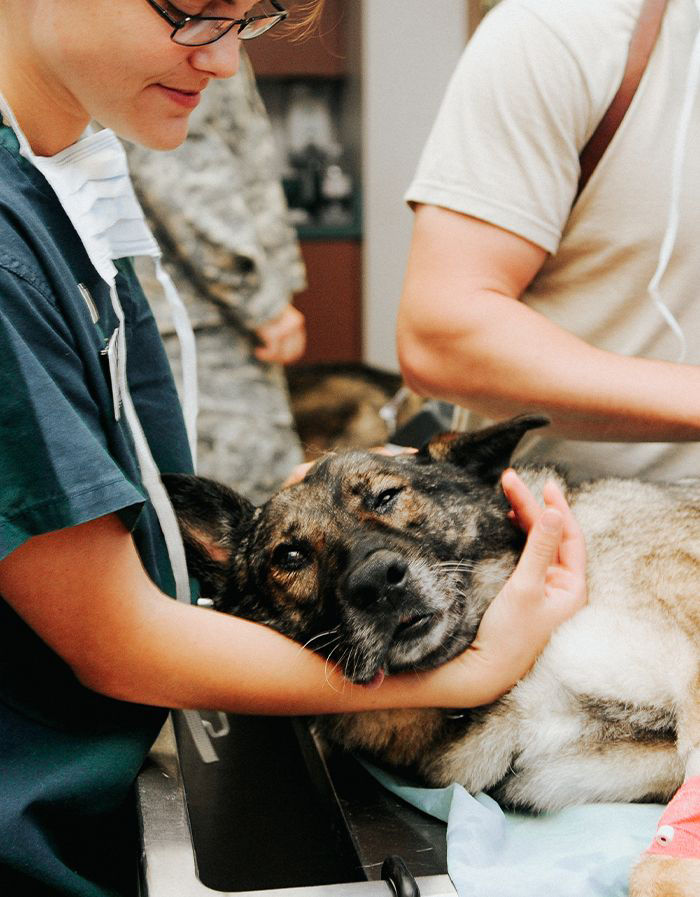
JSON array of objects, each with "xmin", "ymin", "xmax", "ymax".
[{"xmin": 370, "ymin": 487, "xmax": 403, "ymax": 513}]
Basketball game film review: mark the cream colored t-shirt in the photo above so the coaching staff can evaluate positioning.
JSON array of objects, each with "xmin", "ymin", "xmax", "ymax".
[{"xmin": 406, "ymin": 0, "xmax": 700, "ymax": 481}]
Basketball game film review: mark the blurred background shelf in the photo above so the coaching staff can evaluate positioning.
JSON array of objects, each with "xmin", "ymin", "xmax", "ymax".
[{"xmin": 248, "ymin": 1, "xmax": 471, "ymax": 369}]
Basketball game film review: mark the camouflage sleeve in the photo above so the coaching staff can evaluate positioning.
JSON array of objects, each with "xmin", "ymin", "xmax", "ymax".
[{"xmin": 126, "ymin": 52, "xmax": 306, "ymax": 331}]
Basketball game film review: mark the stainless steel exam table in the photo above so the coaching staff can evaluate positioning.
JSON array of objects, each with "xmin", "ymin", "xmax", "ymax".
[{"xmin": 136, "ymin": 712, "xmax": 457, "ymax": 897}]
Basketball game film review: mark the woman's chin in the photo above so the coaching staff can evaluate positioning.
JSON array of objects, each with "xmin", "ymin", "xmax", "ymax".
[{"xmin": 121, "ymin": 117, "xmax": 191, "ymax": 152}]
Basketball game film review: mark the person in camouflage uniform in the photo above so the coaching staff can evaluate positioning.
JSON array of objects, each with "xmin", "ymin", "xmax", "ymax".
[{"xmin": 126, "ymin": 50, "xmax": 306, "ymax": 504}]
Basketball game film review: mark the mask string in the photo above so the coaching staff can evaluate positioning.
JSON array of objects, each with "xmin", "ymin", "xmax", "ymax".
[
  {"xmin": 0, "ymin": 91, "xmax": 35, "ymax": 160},
  {"xmin": 108, "ymin": 282, "xmax": 219, "ymax": 764},
  {"xmin": 154, "ymin": 259, "xmax": 199, "ymax": 470},
  {"xmin": 646, "ymin": 4, "xmax": 700, "ymax": 364}
]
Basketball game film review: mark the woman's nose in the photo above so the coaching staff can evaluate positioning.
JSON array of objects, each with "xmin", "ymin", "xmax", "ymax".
[{"xmin": 189, "ymin": 30, "xmax": 241, "ymax": 79}]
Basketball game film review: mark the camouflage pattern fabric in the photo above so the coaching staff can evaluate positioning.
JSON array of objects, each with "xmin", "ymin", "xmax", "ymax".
[{"xmin": 126, "ymin": 52, "xmax": 306, "ymax": 503}]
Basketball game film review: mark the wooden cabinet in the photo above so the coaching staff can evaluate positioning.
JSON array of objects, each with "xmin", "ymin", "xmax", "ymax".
[
  {"xmin": 294, "ymin": 239, "xmax": 362, "ymax": 364},
  {"xmin": 248, "ymin": 0, "xmax": 363, "ymax": 364},
  {"xmin": 245, "ymin": 0, "xmax": 348, "ymax": 77}
]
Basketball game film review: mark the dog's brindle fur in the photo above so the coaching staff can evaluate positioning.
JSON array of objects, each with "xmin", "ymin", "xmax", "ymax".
[{"xmin": 164, "ymin": 416, "xmax": 700, "ymax": 828}]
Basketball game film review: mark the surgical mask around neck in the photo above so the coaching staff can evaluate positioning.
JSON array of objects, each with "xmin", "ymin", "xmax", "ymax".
[
  {"xmin": 0, "ymin": 95, "xmax": 198, "ymax": 455},
  {"xmin": 0, "ymin": 94, "xmax": 222, "ymax": 763}
]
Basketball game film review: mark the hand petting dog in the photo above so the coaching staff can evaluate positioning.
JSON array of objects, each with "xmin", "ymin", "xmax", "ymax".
[{"xmin": 461, "ymin": 468, "xmax": 587, "ymax": 705}]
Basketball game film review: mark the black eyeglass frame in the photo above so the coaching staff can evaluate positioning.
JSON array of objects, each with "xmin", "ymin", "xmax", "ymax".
[{"xmin": 145, "ymin": 0, "xmax": 288, "ymax": 46}]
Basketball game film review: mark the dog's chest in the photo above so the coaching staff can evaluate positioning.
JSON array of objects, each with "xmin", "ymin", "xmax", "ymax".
[
  {"xmin": 505, "ymin": 476, "xmax": 700, "ymax": 744},
  {"xmin": 511, "ymin": 602, "xmax": 693, "ymax": 749}
]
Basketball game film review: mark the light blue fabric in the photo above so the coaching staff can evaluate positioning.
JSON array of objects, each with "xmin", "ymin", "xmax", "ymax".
[{"xmin": 361, "ymin": 761, "xmax": 664, "ymax": 897}]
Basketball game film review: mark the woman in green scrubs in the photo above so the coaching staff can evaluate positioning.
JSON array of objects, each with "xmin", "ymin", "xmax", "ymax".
[{"xmin": 0, "ymin": 2, "xmax": 585, "ymax": 894}]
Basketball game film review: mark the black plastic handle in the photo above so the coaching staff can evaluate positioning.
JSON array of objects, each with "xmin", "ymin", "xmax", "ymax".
[{"xmin": 381, "ymin": 855, "xmax": 421, "ymax": 897}]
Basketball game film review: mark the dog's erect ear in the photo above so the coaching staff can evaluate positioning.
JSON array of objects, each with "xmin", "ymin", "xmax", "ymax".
[
  {"xmin": 161, "ymin": 473, "xmax": 256, "ymax": 600},
  {"xmin": 422, "ymin": 414, "xmax": 550, "ymax": 484}
]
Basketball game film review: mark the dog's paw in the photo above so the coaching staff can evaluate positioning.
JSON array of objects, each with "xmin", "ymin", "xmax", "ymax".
[{"xmin": 629, "ymin": 854, "xmax": 700, "ymax": 897}]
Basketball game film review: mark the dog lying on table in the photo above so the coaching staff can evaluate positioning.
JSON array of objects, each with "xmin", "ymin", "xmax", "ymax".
[{"xmin": 163, "ymin": 415, "xmax": 700, "ymax": 896}]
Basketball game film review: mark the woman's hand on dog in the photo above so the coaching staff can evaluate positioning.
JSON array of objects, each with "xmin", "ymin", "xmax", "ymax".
[
  {"xmin": 501, "ymin": 468, "xmax": 587, "ymax": 606},
  {"xmin": 355, "ymin": 469, "xmax": 588, "ymax": 711},
  {"xmin": 459, "ymin": 469, "xmax": 587, "ymax": 704}
]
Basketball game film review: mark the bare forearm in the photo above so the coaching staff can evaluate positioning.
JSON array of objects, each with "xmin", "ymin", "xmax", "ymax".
[
  {"xmin": 1, "ymin": 497, "xmax": 584, "ymax": 718},
  {"xmin": 399, "ymin": 287, "xmax": 700, "ymax": 442},
  {"xmin": 0, "ymin": 514, "xmax": 521, "ymax": 713},
  {"xmin": 68, "ymin": 506, "xmax": 585, "ymax": 715},
  {"xmin": 399, "ymin": 205, "xmax": 700, "ymax": 442},
  {"xmin": 82, "ymin": 589, "xmax": 518, "ymax": 714}
]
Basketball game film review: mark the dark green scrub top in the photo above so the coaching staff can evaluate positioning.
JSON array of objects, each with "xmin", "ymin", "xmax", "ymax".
[{"xmin": 0, "ymin": 120, "xmax": 193, "ymax": 896}]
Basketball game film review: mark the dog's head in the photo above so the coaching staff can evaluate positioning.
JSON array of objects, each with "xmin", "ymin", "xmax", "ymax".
[{"xmin": 164, "ymin": 415, "xmax": 548, "ymax": 684}]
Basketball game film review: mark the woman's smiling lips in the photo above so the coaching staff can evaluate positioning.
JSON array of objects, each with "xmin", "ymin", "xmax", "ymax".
[{"xmin": 155, "ymin": 84, "xmax": 202, "ymax": 109}]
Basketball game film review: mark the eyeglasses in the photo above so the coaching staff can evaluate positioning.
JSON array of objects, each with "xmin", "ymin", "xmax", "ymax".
[{"xmin": 145, "ymin": 0, "xmax": 288, "ymax": 47}]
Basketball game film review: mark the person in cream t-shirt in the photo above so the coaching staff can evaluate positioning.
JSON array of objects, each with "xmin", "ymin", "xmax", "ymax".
[{"xmin": 400, "ymin": 0, "xmax": 700, "ymax": 482}]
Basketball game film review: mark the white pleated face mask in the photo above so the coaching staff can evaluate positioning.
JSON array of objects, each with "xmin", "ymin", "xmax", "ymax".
[
  {"xmin": 0, "ymin": 94, "xmax": 198, "ymax": 451},
  {"xmin": 0, "ymin": 93, "xmax": 224, "ymax": 763},
  {"xmin": 20, "ymin": 125, "xmax": 159, "ymax": 285}
]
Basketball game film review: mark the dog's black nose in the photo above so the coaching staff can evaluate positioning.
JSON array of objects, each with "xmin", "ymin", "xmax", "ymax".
[{"xmin": 345, "ymin": 549, "xmax": 409, "ymax": 610}]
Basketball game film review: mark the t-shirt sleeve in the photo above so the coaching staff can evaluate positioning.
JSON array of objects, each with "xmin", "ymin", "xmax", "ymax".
[
  {"xmin": 0, "ymin": 264, "xmax": 145, "ymax": 561},
  {"xmin": 405, "ymin": 3, "xmax": 593, "ymax": 254}
]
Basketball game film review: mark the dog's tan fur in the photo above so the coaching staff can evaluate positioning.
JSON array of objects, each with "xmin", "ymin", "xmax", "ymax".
[{"xmin": 630, "ymin": 855, "xmax": 700, "ymax": 897}]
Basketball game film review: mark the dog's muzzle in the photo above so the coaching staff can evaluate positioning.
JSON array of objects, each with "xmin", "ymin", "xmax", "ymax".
[{"xmin": 344, "ymin": 547, "xmax": 409, "ymax": 611}]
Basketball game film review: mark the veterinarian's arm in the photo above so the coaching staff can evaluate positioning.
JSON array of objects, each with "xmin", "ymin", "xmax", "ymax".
[
  {"xmin": 0, "ymin": 485, "xmax": 584, "ymax": 714},
  {"xmin": 397, "ymin": 205, "xmax": 700, "ymax": 441}
]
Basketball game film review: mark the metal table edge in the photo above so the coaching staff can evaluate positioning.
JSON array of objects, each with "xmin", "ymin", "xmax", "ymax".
[{"xmin": 136, "ymin": 715, "xmax": 456, "ymax": 897}]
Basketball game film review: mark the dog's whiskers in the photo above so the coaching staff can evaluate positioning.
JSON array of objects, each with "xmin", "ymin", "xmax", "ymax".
[
  {"xmin": 323, "ymin": 643, "xmax": 344, "ymax": 692},
  {"xmin": 455, "ymin": 569, "xmax": 507, "ymax": 589},
  {"xmin": 438, "ymin": 560, "xmax": 481, "ymax": 577},
  {"xmin": 339, "ymin": 646, "xmax": 355, "ymax": 692},
  {"xmin": 297, "ymin": 627, "xmax": 341, "ymax": 655}
]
